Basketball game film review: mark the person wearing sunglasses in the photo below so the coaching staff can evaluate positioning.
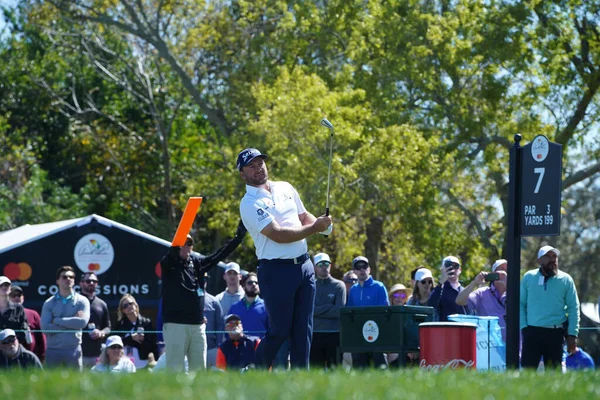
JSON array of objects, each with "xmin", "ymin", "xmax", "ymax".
[
  {"xmin": 310, "ymin": 253, "xmax": 346, "ymax": 369},
  {"xmin": 389, "ymin": 284, "xmax": 410, "ymax": 306},
  {"xmin": 342, "ymin": 271, "xmax": 359, "ymax": 300},
  {"xmin": 347, "ymin": 256, "xmax": 389, "ymax": 369},
  {"xmin": 41, "ymin": 266, "xmax": 90, "ymax": 370},
  {"xmin": 116, "ymin": 294, "xmax": 157, "ymax": 369},
  {"xmin": 79, "ymin": 272, "xmax": 111, "ymax": 368},
  {"xmin": 91, "ymin": 335, "xmax": 136, "ymax": 373},
  {"xmin": 427, "ymin": 256, "xmax": 466, "ymax": 322},
  {"xmin": 406, "ymin": 268, "xmax": 435, "ymax": 306},
  {"xmin": 0, "ymin": 276, "xmax": 29, "ymax": 352},
  {"xmin": 0, "ymin": 328, "xmax": 42, "ymax": 370}
]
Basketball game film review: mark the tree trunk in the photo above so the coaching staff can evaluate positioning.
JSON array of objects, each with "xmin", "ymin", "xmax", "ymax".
[{"xmin": 364, "ymin": 216, "xmax": 384, "ymax": 280}]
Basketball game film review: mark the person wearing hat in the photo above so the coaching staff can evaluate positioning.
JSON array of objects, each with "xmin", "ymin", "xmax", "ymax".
[
  {"xmin": 0, "ymin": 276, "xmax": 29, "ymax": 349},
  {"xmin": 520, "ymin": 245, "xmax": 580, "ymax": 369},
  {"xmin": 216, "ymin": 314, "xmax": 261, "ymax": 371},
  {"xmin": 310, "ymin": 253, "xmax": 346, "ymax": 369},
  {"xmin": 160, "ymin": 222, "xmax": 247, "ymax": 372},
  {"xmin": 406, "ymin": 268, "xmax": 435, "ymax": 306},
  {"xmin": 8, "ymin": 285, "xmax": 46, "ymax": 363},
  {"xmin": 428, "ymin": 256, "xmax": 466, "ymax": 321},
  {"xmin": 455, "ymin": 259, "xmax": 508, "ymax": 341},
  {"xmin": 347, "ymin": 256, "xmax": 389, "ymax": 369},
  {"xmin": 237, "ymin": 148, "xmax": 333, "ymax": 370},
  {"xmin": 216, "ymin": 262, "xmax": 245, "ymax": 315},
  {"xmin": 0, "ymin": 328, "xmax": 42, "ymax": 370},
  {"xmin": 91, "ymin": 335, "xmax": 136, "ymax": 373},
  {"xmin": 389, "ymin": 284, "xmax": 410, "ymax": 306}
]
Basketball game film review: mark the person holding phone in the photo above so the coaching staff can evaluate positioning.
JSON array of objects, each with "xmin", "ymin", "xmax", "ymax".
[
  {"xmin": 428, "ymin": 256, "xmax": 466, "ymax": 321},
  {"xmin": 455, "ymin": 259, "xmax": 508, "ymax": 341}
]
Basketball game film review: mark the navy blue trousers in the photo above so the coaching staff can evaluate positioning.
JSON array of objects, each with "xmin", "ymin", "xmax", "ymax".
[{"xmin": 256, "ymin": 258, "xmax": 316, "ymax": 369}]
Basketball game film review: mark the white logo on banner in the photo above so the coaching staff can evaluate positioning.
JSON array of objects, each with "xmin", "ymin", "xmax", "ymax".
[
  {"xmin": 74, "ymin": 234, "xmax": 115, "ymax": 275},
  {"xmin": 362, "ymin": 320, "xmax": 379, "ymax": 343},
  {"xmin": 531, "ymin": 136, "xmax": 549, "ymax": 162},
  {"xmin": 419, "ymin": 358, "xmax": 475, "ymax": 371}
]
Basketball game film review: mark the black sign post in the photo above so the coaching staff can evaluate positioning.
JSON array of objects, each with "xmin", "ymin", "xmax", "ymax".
[{"xmin": 506, "ymin": 134, "xmax": 563, "ymax": 369}]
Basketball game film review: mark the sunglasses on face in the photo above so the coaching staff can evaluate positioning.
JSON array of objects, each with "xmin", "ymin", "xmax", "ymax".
[
  {"xmin": 420, "ymin": 279, "xmax": 433, "ymax": 285},
  {"xmin": 444, "ymin": 261, "xmax": 460, "ymax": 270},
  {"xmin": 184, "ymin": 240, "xmax": 194, "ymax": 247},
  {"xmin": 353, "ymin": 263, "xmax": 369, "ymax": 271},
  {"xmin": 108, "ymin": 345, "xmax": 123, "ymax": 350},
  {"xmin": 392, "ymin": 292, "xmax": 407, "ymax": 299},
  {"xmin": 9, "ymin": 293, "xmax": 22, "ymax": 298},
  {"xmin": 345, "ymin": 278, "xmax": 358, "ymax": 284},
  {"xmin": 2, "ymin": 336, "xmax": 16, "ymax": 345},
  {"xmin": 316, "ymin": 262, "xmax": 331, "ymax": 268},
  {"xmin": 61, "ymin": 274, "xmax": 75, "ymax": 280},
  {"xmin": 246, "ymin": 281, "xmax": 258, "ymax": 286},
  {"xmin": 0, "ymin": 283, "xmax": 10, "ymax": 289},
  {"xmin": 122, "ymin": 302, "xmax": 135, "ymax": 309},
  {"xmin": 83, "ymin": 279, "xmax": 98, "ymax": 284}
]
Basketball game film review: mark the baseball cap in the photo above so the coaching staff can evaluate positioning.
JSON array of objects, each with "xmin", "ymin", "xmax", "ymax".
[
  {"xmin": 224, "ymin": 262, "xmax": 241, "ymax": 274},
  {"xmin": 537, "ymin": 245, "xmax": 560, "ymax": 259},
  {"xmin": 492, "ymin": 259, "xmax": 507, "ymax": 272},
  {"xmin": 236, "ymin": 148, "xmax": 269, "ymax": 171},
  {"xmin": 313, "ymin": 253, "xmax": 331, "ymax": 266},
  {"xmin": 9, "ymin": 285, "xmax": 23, "ymax": 294},
  {"xmin": 415, "ymin": 268, "xmax": 433, "ymax": 282},
  {"xmin": 0, "ymin": 276, "xmax": 11, "ymax": 286},
  {"xmin": 0, "ymin": 329, "xmax": 16, "ymax": 342},
  {"xmin": 352, "ymin": 256, "xmax": 369, "ymax": 269},
  {"xmin": 225, "ymin": 314, "xmax": 242, "ymax": 324},
  {"xmin": 105, "ymin": 335, "xmax": 124, "ymax": 348},
  {"xmin": 441, "ymin": 256, "xmax": 460, "ymax": 269}
]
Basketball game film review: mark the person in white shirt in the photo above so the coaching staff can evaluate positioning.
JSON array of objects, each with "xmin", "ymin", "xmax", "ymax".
[
  {"xmin": 91, "ymin": 336, "xmax": 136, "ymax": 373},
  {"xmin": 237, "ymin": 148, "xmax": 332, "ymax": 369},
  {"xmin": 215, "ymin": 262, "xmax": 245, "ymax": 315}
]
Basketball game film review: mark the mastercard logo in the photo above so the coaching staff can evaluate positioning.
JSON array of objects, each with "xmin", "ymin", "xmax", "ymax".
[{"xmin": 3, "ymin": 262, "xmax": 33, "ymax": 281}]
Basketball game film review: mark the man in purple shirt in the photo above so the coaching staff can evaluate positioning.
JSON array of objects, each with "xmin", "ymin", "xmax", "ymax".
[{"xmin": 455, "ymin": 259, "xmax": 508, "ymax": 340}]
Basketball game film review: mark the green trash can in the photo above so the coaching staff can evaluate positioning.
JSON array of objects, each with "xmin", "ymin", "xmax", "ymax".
[{"xmin": 339, "ymin": 305, "xmax": 434, "ymax": 357}]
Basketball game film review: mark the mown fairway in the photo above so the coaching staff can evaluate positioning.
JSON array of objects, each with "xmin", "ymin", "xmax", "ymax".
[{"xmin": 0, "ymin": 369, "xmax": 598, "ymax": 399}]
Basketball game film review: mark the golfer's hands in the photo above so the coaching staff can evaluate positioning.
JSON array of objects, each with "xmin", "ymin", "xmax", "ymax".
[
  {"xmin": 567, "ymin": 336, "xmax": 578, "ymax": 355},
  {"xmin": 319, "ymin": 223, "xmax": 333, "ymax": 235},
  {"xmin": 313, "ymin": 215, "xmax": 332, "ymax": 234}
]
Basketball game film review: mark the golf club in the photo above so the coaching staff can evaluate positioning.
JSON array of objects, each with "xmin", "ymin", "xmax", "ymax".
[{"xmin": 320, "ymin": 118, "xmax": 334, "ymax": 237}]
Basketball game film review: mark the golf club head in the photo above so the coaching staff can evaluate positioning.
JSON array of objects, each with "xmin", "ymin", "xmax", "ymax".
[{"xmin": 320, "ymin": 118, "xmax": 334, "ymax": 130}]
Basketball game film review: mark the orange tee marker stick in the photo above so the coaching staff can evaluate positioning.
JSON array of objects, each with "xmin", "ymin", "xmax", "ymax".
[{"xmin": 171, "ymin": 197, "xmax": 203, "ymax": 246}]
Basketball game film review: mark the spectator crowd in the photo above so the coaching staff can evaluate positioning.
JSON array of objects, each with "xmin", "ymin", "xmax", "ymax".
[{"xmin": 0, "ymin": 244, "xmax": 593, "ymax": 372}]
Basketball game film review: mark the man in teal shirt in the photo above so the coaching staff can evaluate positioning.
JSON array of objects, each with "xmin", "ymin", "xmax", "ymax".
[{"xmin": 520, "ymin": 246, "xmax": 579, "ymax": 369}]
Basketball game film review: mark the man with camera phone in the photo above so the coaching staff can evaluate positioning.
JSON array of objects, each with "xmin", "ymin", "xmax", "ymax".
[
  {"xmin": 428, "ymin": 256, "xmax": 466, "ymax": 321},
  {"xmin": 455, "ymin": 259, "xmax": 508, "ymax": 340}
]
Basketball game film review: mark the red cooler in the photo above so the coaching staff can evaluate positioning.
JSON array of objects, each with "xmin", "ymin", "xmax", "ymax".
[{"xmin": 419, "ymin": 322, "xmax": 477, "ymax": 371}]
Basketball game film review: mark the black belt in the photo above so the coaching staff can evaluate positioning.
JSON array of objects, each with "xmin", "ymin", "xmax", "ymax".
[{"xmin": 259, "ymin": 253, "xmax": 310, "ymax": 265}]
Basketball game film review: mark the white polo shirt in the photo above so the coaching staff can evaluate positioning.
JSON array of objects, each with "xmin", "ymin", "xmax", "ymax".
[{"xmin": 240, "ymin": 180, "xmax": 308, "ymax": 260}]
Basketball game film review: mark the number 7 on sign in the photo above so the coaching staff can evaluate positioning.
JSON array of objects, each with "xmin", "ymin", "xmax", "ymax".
[{"xmin": 534, "ymin": 168, "xmax": 545, "ymax": 194}]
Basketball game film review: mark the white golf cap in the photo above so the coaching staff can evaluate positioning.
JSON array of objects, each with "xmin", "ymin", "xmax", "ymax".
[
  {"xmin": 415, "ymin": 268, "xmax": 433, "ymax": 282},
  {"xmin": 538, "ymin": 245, "xmax": 560, "ymax": 259},
  {"xmin": 313, "ymin": 253, "xmax": 331, "ymax": 265},
  {"xmin": 0, "ymin": 329, "xmax": 16, "ymax": 342},
  {"xmin": 105, "ymin": 335, "xmax": 124, "ymax": 348},
  {"xmin": 0, "ymin": 276, "xmax": 11, "ymax": 286},
  {"xmin": 492, "ymin": 259, "xmax": 507, "ymax": 272},
  {"xmin": 224, "ymin": 262, "xmax": 240, "ymax": 274}
]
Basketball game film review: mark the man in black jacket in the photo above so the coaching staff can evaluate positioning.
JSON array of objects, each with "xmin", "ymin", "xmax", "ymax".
[
  {"xmin": 0, "ymin": 329, "xmax": 43, "ymax": 370},
  {"xmin": 160, "ymin": 222, "xmax": 246, "ymax": 372}
]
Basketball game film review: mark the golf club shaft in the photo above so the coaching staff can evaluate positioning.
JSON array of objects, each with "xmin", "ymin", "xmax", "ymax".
[{"xmin": 325, "ymin": 128, "xmax": 333, "ymax": 217}]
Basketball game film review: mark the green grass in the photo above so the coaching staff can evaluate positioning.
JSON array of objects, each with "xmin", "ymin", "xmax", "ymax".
[{"xmin": 0, "ymin": 369, "xmax": 598, "ymax": 399}]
